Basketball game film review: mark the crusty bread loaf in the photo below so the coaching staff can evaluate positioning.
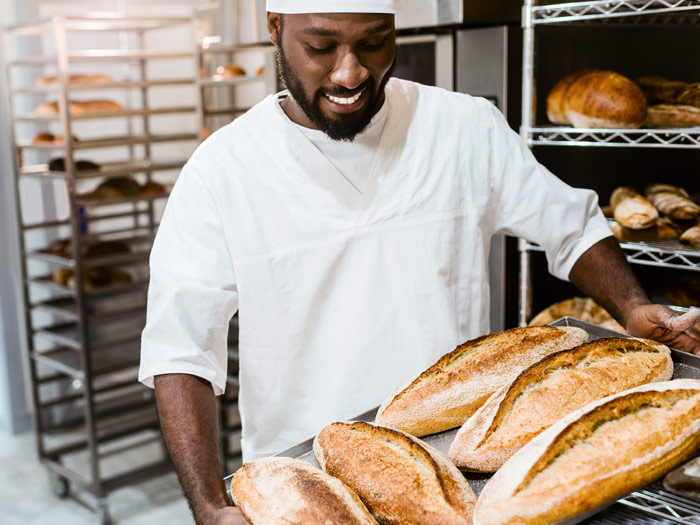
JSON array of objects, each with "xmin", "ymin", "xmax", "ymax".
[
  {"xmin": 314, "ymin": 421, "xmax": 475, "ymax": 525},
  {"xmin": 375, "ymin": 326, "xmax": 588, "ymax": 436},
  {"xmin": 681, "ymin": 221, "xmax": 700, "ymax": 248},
  {"xmin": 637, "ymin": 76, "xmax": 700, "ymax": 108},
  {"xmin": 528, "ymin": 296, "xmax": 625, "ymax": 333},
  {"xmin": 645, "ymin": 184, "xmax": 700, "ymax": 220},
  {"xmin": 472, "ymin": 379, "xmax": 700, "ymax": 525},
  {"xmin": 609, "ymin": 217, "xmax": 681, "ymax": 243},
  {"xmin": 230, "ymin": 456, "xmax": 377, "ymax": 525},
  {"xmin": 645, "ymin": 104, "xmax": 700, "ymax": 127},
  {"xmin": 214, "ymin": 64, "xmax": 246, "ymax": 78},
  {"xmin": 35, "ymin": 74, "xmax": 113, "ymax": 86},
  {"xmin": 35, "ymin": 99, "xmax": 124, "ymax": 116},
  {"xmin": 611, "ymin": 186, "xmax": 659, "ymax": 230},
  {"xmin": 546, "ymin": 71, "xmax": 647, "ymax": 128},
  {"xmin": 448, "ymin": 337, "xmax": 673, "ymax": 472}
]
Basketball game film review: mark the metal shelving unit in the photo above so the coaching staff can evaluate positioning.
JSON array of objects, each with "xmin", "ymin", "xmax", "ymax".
[
  {"xmin": 4, "ymin": 15, "xmax": 199, "ymax": 524},
  {"xmin": 518, "ymin": 0, "xmax": 700, "ymax": 328}
]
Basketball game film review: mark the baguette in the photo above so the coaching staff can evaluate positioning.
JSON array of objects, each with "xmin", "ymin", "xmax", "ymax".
[
  {"xmin": 448, "ymin": 337, "xmax": 673, "ymax": 472},
  {"xmin": 375, "ymin": 326, "xmax": 588, "ymax": 436},
  {"xmin": 609, "ymin": 217, "xmax": 681, "ymax": 243},
  {"xmin": 611, "ymin": 186, "xmax": 658, "ymax": 230},
  {"xmin": 35, "ymin": 99, "xmax": 124, "ymax": 116},
  {"xmin": 230, "ymin": 456, "xmax": 377, "ymax": 525},
  {"xmin": 645, "ymin": 183, "xmax": 700, "ymax": 220},
  {"xmin": 313, "ymin": 421, "xmax": 475, "ymax": 525},
  {"xmin": 472, "ymin": 379, "xmax": 700, "ymax": 525}
]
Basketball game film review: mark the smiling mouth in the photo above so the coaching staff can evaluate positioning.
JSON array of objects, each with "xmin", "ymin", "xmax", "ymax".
[{"xmin": 325, "ymin": 89, "xmax": 365, "ymax": 105}]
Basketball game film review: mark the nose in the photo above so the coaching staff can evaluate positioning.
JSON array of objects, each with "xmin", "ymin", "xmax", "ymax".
[{"xmin": 329, "ymin": 51, "xmax": 369, "ymax": 91}]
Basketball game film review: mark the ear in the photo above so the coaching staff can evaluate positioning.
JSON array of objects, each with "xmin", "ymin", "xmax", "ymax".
[{"xmin": 267, "ymin": 12, "xmax": 281, "ymax": 46}]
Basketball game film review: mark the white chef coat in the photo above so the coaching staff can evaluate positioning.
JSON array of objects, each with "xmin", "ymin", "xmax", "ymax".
[{"xmin": 139, "ymin": 78, "xmax": 612, "ymax": 461}]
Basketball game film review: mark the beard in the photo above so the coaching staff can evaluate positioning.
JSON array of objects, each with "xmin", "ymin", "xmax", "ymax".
[{"xmin": 277, "ymin": 43, "xmax": 396, "ymax": 142}]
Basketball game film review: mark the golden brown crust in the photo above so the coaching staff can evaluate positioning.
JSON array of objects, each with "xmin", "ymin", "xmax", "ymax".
[
  {"xmin": 473, "ymin": 380, "xmax": 700, "ymax": 525},
  {"xmin": 35, "ymin": 73, "xmax": 114, "ymax": 86},
  {"xmin": 35, "ymin": 99, "xmax": 124, "ymax": 116},
  {"xmin": 609, "ymin": 217, "xmax": 681, "ymax": 243},
  {"xmin": 449, "ymin": 337, "xmax": 672, "ymax": 472},
  {"xmin": 645, "ymin": 104, "xmax": 700, "ymax": 127},
  {"xmin": 375, "ymin": 326, "xmax": 588, "ymax": 436},
  {"xmin": 611, "ymin": 186, "xmax": 658, "ymax": 230},
  {"xmin": 637, "ymin": 76, "xmax": 700, "ymax": 108},
  {"xmin": 645, "ymin": 184, "xmax": 700, "ymax": 220},
  {"xmin": 680, "ymin": 221, "xmax": 700, "ymax": 248},
  {"xmin": 314, "ymin": 421, "xmax": 475, "ymax": 525},
  {"xmin": 231, "ymin": 457, "xmax": 377, "ymax": 525},
  {"xmin": 528, "ymin": 296, "xmax": 625, "ymax": 332},
  {"xmin": 547, "ymin": 71, "xmax": 647, "ymax": 128}
]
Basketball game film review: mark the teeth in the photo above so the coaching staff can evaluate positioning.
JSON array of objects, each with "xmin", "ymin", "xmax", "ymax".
[{"xmin": 327, "ymin": 90, "xmax": 363, "ymax": 105}]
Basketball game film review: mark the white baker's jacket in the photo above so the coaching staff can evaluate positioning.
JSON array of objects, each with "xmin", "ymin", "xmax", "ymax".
[{"xmin": 139, "ymin": 78, "xmax": 612, "ymax": 461}]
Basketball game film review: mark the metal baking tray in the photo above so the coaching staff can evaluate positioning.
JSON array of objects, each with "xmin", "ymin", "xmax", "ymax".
[{"xmin": 225, "ymin": 317, "xmax": 700, "ymax": 524}]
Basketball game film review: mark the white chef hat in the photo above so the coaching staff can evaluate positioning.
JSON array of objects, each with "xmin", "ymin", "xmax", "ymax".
[{"xmin": 266, "ymin": 0, "xmax": 402, "ymax": 14}]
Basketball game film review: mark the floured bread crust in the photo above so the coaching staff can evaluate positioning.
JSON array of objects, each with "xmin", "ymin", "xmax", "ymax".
[
  {"xmin": 473, "ymin": 380, "xmax": 700, "ymax": 525},
  {"xmin": 314, "ymin": 421, "xmax": 475, "ymax": 525},
  {"xmin": 230, "ymin": 456, "xmax": 377, "ymax": 525},
  {"xmin": 449, "ymin": 337, "xmax": 673, "ymax": 472},
  {"xmin": 375, "ymin": 326, "xmax": 588, "ymax": 436}
]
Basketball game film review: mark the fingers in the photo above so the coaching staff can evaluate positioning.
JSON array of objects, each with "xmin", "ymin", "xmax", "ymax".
[
  {"xmin": 666, "ymin": 309, "xmax": 700, "ymax": 333},
  {"xmin": 668, "ymin": 331, "xmax": 700, "ymax": 355}
]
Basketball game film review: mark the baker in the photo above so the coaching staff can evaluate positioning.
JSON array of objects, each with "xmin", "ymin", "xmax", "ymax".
[{"xmin": 139, "ymin": 1, "xmax": 700, "ymax": 523}]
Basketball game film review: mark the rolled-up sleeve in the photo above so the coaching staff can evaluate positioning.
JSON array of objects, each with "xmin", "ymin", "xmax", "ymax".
[
  {"xmin": 139, "ymin": 165, "xmax": 238, "ymax": 395},
  {"xmin": 485, "ymin": 102, "xmax": 613, "ymax": 281}
]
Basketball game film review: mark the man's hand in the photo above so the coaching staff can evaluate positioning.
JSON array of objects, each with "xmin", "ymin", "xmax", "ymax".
[
  {"xmin": 209, "ymin": 506, "xmax": 249, "ymax": 525},
  {"xmin": 626, "ymin": 304, "xmax": 700, "ymax": 355}
]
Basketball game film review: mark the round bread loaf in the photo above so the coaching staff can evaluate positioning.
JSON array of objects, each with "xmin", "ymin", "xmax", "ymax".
[
  {"xmin": 215, "ymin": 64, "xmax": 246, "ymax": 77},
  {"xmin": 546, "ymin": 70, "xmax": 647, "ymax": 128}
]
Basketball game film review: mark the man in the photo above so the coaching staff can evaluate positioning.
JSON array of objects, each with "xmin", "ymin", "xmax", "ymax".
[{"xmin": 139, "ymin": 1, "xmax": 700, "ymax": 523}]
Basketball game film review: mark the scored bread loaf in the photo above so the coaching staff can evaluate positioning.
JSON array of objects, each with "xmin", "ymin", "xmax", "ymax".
[
  {"xmin": 546, "ymin": 70, "xmax": 647, "ymax": 128},
  {"xmin": 681, "ymin": 221, "xmax": 700, "ymax": 248},
  {"xmin": 448, "ymin": 337, "xmax": 673, "ymax": 472},
  {"xmin": 611, "ymin": 186, "xmax": 659, "ymax": 230},
  {"xmin": 472, "ymin": 379, "xmax": 700, "ymax": 525},
  {"xmin": 230, "ymin": 456, "xmax": 377, "ymax": 525},
  {"xmin": 645, "ymin": 104, "xmax": 700, "ymax": 127},
  {"xmin": 375, "ymin": 326, "xmax": 588, "ymax": 436},
  {"xmin": 645, "ymin": 183, "xmax": 700, "ymax": 220},
  {"xmin": 637, "ymin": 76, "xmax": 700, "ymax": 108},
  {"xmin": 609, "ymin": 217, "xmax": 681, "ymax": 243},
  {"xmin": 314, "ymin": 421, "xmax": 475, "ymax": 525},
  {"xmin": 528, "ymin": 296, "xmax": 624, "ymax": 333}
]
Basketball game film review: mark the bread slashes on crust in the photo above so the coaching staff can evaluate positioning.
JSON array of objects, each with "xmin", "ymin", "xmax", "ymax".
[
  {"xmin": 449, "ymin": 337, "xmax": 673, "ymax": 472},
  {"xmin": 375, "ymin": 326, "xmax": 588, "ymax": 436},
  {"xmin": 314, "ymin": 421, "xmax": 475, "ymax": 525},
  {"xmin": 473, "ymin": 379, "xmax": 700, "ymax": 525},
  {"xmin": 230, "ymin": 456, "xmax": 377, "ymax": 525}
]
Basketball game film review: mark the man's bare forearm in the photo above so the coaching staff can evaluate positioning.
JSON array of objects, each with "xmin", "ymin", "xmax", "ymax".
[
  {"xmin": 155, "ymin": 374, "xmax": 228, "ymax": 524},
  {"xmin": 568, "ymin": 236, "xmax": 651, "ymax": 327}
]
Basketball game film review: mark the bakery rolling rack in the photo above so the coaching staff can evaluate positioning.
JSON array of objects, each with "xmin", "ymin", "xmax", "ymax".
[
  {"xmin": 518, "ymin": 0, "xmax": 700, "ymax": 325},
  {"xmin": 4, "ymin": 15, "xmax": 199, "ymax": 524}
]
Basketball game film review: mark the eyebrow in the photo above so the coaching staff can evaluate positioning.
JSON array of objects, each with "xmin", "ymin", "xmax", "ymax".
[{"xmin": 303, "ymin": 22, "xmax": 392, "ymax": 37}]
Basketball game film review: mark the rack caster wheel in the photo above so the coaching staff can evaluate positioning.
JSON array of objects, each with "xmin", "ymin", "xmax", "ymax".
[
  {"xmin": 97, "ymin": 500, "xmax": 112, "ymax": 525},
  {"xmin": 48, "ymin": 470, "xmax": 69, "ymax": 499}
]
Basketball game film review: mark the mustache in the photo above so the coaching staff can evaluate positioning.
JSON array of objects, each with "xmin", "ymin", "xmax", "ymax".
[{"xmin": 322, "ymin": 78, "xmax": 373, "ymax": 98}]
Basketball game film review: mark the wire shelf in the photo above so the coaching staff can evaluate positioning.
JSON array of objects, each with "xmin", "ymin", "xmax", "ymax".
[
  {"xmin": 526, "ymin": 126, "xmax": 700, "ymax": 149},
  {"xmin": 532, "ymin": 0, "xmax": 700, "ymax": 24},
  {"xmin": 526, "ymin": 238, "xmax": 700, "ymax": 271}
]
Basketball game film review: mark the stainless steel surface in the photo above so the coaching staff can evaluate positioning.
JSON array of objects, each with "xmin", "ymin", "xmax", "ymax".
[{"xmin": 225, "ymin": 318, "xmax": 700, "ymax": 523}]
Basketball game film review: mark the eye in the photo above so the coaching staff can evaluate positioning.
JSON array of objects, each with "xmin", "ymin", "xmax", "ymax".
[
  {"xmin": 306, "ymin": 44, "xmax": 334, "ymax": 55},
  {"xmin": 359, "ymin": 39, "xmax": 386, "ymax": 51}
]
